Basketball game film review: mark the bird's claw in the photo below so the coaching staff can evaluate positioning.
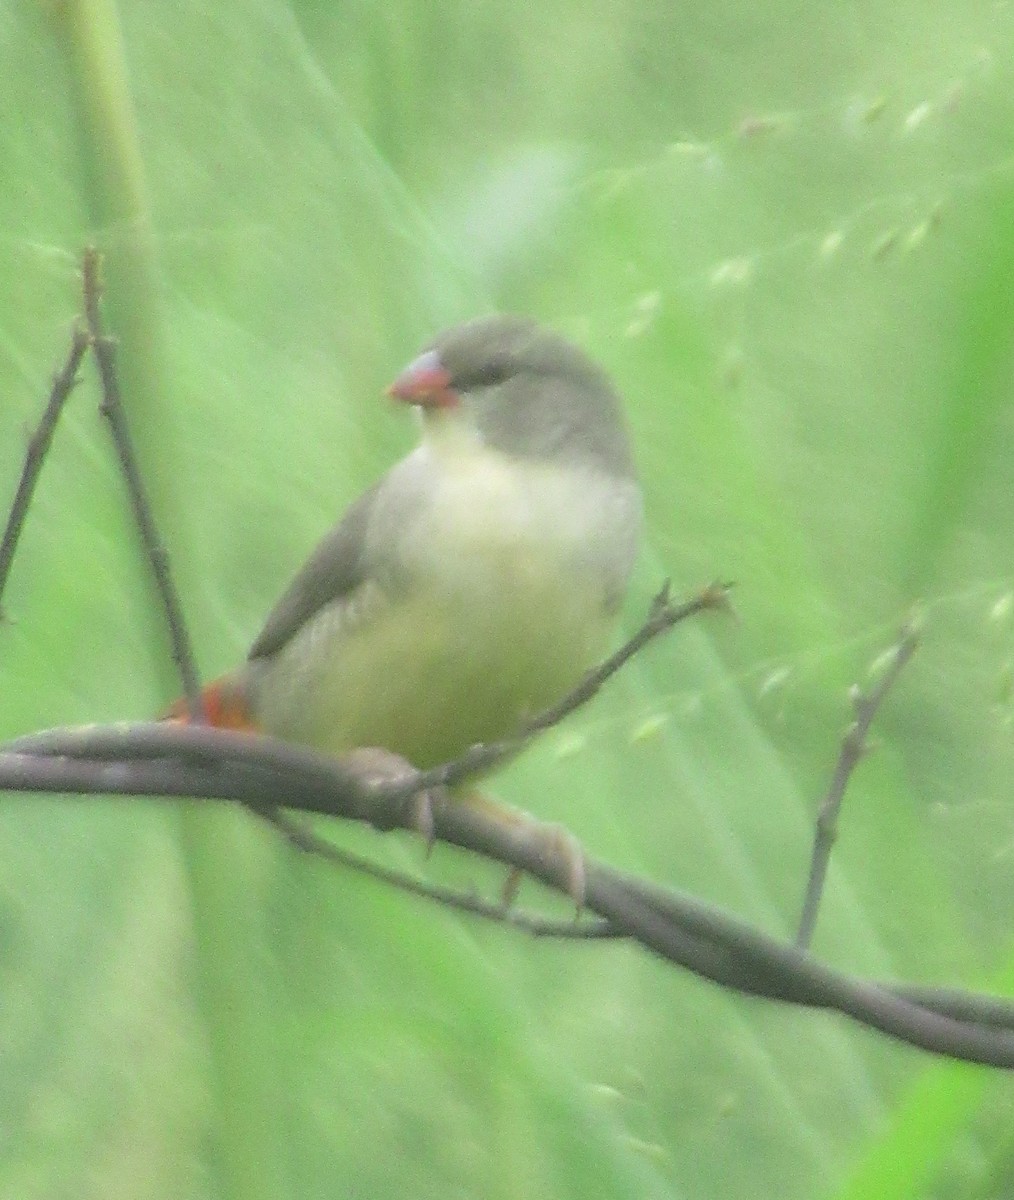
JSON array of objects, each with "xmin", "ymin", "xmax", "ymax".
[
  {"xmin": 340, "ymin": 745, "xmax": 440, "ymax": 849},
  {"xmin": 410, "ymin": 788, "xmax": 437, "ymax": 856}
]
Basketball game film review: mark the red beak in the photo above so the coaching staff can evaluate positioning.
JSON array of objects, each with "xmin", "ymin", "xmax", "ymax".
[{"xmin": 386, "ymin": 349, "xmax": 458, "ymax": 409}]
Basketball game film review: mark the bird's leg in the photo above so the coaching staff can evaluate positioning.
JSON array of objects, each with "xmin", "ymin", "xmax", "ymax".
[{"xmin": 338, "ymin": 752, "xmax": 586, "ymax": 908}]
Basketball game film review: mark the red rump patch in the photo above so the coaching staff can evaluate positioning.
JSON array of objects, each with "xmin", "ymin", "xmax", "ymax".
[{"xmin": 161, "ymin": 676, "xmax": 259, "ymax": 732}]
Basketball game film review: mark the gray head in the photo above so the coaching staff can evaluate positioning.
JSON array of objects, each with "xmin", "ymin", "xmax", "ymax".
[{"xmin": 388, "ymin": 315, "xmax": 636, "ymax": 479}]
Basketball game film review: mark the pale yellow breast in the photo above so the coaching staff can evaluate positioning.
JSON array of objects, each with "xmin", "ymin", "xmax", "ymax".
[{"xmin": 256, "ymin": 443, "xmax": 629, "ymax": 768}]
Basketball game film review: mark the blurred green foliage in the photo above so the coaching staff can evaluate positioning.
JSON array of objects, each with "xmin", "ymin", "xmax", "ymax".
[{"xmin": 1, "ymin": 1, "xmax": 1013, "ymax": 1198}]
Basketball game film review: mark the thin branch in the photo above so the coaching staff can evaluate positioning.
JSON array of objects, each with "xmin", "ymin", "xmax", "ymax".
[
  {"xmin": 256, "ymin": 807, "xmax": 618, "ymax": 938},
  {"xmin": 0, "ymin": 324, "xmax": 90, "ymax": 615},
  {"xmin": 890, "ymin": 984, "xmax": 1014, "ymax": 1031},
  {"xmin": 2, "ymin": 720, "xmax": 1013, "ymax": 1067},
  {"xmin": 80, "ymin": 248, "xmax": 202, "ymax": 711},
  {"xmin": 610, "ymin": 868, "xmax": 1009, "ymax": 1024},
  {"xmin": 421, "ymin": 581, "xmax": 733, "ymax": 791},
  {"xmin": 592, "ymin": 864, "xmax": 1014, "ymax": 1066},
  {"xmin": 796, "ymin": 621, "xmax": 921, "ymax": 948}
]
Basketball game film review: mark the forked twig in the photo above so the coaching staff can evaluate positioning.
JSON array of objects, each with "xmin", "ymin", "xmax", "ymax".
[{"xmin": 796, "ymin": 622, "xmax": 921, "ymax": 948}]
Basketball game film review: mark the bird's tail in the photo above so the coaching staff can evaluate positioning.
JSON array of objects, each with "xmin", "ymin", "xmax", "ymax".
[{"xmin": 160, "ymin": 669, "xmax": 260, "ymax": 731}]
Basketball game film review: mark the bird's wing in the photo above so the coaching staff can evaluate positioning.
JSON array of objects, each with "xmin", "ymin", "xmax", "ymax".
[{"xmin": 247, "ymin": 481, "xmax": 382, "ymax": 661}]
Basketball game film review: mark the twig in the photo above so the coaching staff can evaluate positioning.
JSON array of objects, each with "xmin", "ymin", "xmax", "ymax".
[
  {"xmin": 2, "ymin": 720, "xmax": 1013, "ymax": 1067},
  {"xmin": 256, "ymin": 807, "xmax": 618, "ymax": 938},
  {"xmin": 80, "ymin": 248, "xmax": 202, "ymax": 711},
  {"xmin": 796, "ymin": 622, "xmax": 921, "ymax": 948},
  {"xmin": 4, "ymin": 569, "xmax": 714, "ymax": 933},
  {"xmin": 0, "ymin": 324, "xmax": 90, "ymax": 615},
  {"xmin": 421, "ymin": 581, "xmax": 733, "ymax": 791}
]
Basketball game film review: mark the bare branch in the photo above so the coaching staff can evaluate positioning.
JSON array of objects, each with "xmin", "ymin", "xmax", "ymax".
[
  {"xmin": 80, "ymin": 248, "xmax": 203, "ymax": 712},
  {"xmin": 0, "ymin": 324, "xmax": 90, "ymax": 615},
  {"xmin": 796, "ymin": 621, "xmax": 921, "ymax": 948},
  {"xmin": 257, "ymin": 807, "xmax": 618, "ymax": 939},
  {"xmin": 2, "ymin": 719, "xmax": 1013, "ymax": 1068}
]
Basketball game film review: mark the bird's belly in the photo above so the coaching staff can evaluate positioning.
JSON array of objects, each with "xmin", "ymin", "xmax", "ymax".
[{"xmin": 254, "ymin": 558, "xmax": 611, "ymax": 769}]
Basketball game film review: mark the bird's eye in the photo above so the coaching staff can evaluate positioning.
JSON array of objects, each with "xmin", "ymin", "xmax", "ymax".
[{"xmin": 457, "ymin": 354, "xmax": 514, "ymax": 391}]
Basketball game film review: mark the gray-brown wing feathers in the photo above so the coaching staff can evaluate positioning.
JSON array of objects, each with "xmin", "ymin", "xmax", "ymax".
[{"xmin": 247, "ymin": 482, "xmax": 381, "ymax": 661}]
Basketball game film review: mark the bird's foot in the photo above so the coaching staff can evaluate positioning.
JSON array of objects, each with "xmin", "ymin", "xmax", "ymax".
[{"xmin": 340, "ymin": 746, "xmax": 440, "ymax": 851}]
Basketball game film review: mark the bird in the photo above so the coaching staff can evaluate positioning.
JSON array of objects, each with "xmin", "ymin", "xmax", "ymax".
[{"xmin": 167, "ymin": 315, "xmax": 642, "ymax": 782}]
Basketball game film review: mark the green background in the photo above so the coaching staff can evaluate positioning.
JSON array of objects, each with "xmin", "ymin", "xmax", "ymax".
[{"xmin": 2, "ymin": 1, "xmax": 1013, "ymax": 1197}]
